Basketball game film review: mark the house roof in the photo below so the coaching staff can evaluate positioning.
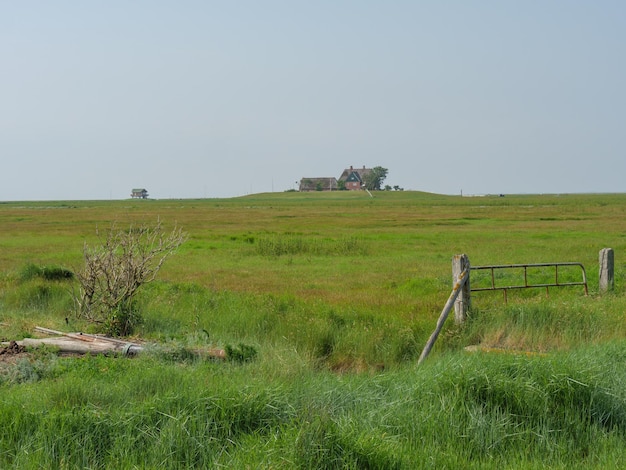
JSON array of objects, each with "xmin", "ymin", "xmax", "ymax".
[
  {"xmin": 345, "ymin": 172, "xmax": 362, "ymax": 183},
  {"xmin": 339, "ymin": 166, "xmax": 371, "ymax": 182},
  {"xmin": 299, "ymin": 177, "xmax": 338, "ymax": 191}
]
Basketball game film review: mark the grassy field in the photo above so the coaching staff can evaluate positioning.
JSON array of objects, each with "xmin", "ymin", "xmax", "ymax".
[{"xmin": 1, "ymin": 191, "xmax": 626, "ymax": 468}]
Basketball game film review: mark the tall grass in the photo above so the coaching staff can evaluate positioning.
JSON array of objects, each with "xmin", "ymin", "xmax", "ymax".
[{"xmin": 2, "ymin": 343, "xmax": 626, "ymax": 468}]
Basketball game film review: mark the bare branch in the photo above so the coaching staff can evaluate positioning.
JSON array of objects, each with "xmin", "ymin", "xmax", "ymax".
[{"xmin": 73, "ymin": 221, "xmax": 187, "ymax": 335}]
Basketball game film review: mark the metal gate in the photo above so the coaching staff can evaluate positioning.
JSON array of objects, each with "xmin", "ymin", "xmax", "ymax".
[{"xmin": 470, "ymin": 262, "xmax": 588, "ymax": 301}]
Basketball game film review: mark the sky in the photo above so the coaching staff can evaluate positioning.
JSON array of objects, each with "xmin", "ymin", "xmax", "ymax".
[{"xmin": 1, "ymin": 1, "xmax": 625, "ymax": 200}]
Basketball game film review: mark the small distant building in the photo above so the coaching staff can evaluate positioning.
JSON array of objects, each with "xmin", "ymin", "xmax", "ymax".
[
  {"xmin": 299, "ymin": 177, "xmax": 338, "ymax": 192},
  {"xmin": 131, "ymin": 188, "xmax": 149, "ymax": 199},
  {"xmin": 338, "ymin": 165, "xmax": 372, "ymax": 190}
]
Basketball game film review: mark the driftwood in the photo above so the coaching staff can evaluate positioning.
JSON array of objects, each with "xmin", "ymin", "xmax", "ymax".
[
  {"xmin": 15, "ymin": 337, "xmax": 138, "ymax": 355},
  {"xmin": 2, "ymin": 327, "xmax": 226, "ymax": 359},
  {"xmin": 1, "ymin": 327, "xmax": 144, "ymax": 356}
]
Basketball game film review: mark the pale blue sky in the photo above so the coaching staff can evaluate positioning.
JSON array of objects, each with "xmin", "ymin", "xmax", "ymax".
[{"xmin": 1, "ymin": 1, "xmax": 624, "ymax": 200}]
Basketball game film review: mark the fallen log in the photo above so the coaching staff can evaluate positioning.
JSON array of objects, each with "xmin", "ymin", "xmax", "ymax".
[
  {"xmin": 2, "ymin": 327, "xmax": 226, "ymax": 359},
  {"xmin": 3, "ymin": 337, "xmax": 143, "ymax": 356},
  {"xmin": 34, "ymin": 326, "xmax": 133, "ymax": 345},
  {"xmin": 31, "ymin": 326, "xmax": 143, "ymax": 355}
]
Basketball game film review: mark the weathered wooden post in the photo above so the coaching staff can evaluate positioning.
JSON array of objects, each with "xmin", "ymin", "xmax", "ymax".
[
  {"xmin": 453, "ymin": 254, "xmax": 471, "ymax": 323},
  {"xmin": 599, "ymin": 248, "xmax": 614, "ymax": 293},
  {"xmin": 418, "ymin": 264, "xmax": 469, "ymax": 365}
]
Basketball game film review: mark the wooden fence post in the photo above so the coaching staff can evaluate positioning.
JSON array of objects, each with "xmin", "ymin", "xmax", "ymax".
[
  {"xmin": 453, "ymin": 254, "xmax": 471, "ymax": 323},
  {"xmin": 418, "ymin": 268, "xmax": 469, "ymax": 365},
  {"xmin": 599, "ymin": 248, "xmax": 614, "ymax": 293}
]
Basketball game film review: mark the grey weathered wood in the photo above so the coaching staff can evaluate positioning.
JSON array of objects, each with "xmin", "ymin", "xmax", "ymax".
[
  {"xmin": 6, "ymin": 327, "xmax": 227, "ymax": 358},
  {"xmin": 7, "ymin": 337, "xmax": 131, "ymax": 354},
  {"xmin": 23, "ymin": 327, "xmax": 140, "ymax": 354},
  {"xmin": 418, "ymin": 269, "xmax": 468, "ymax": 365},
  {"xmin": 599, "ymin": 248, "xmax": 614, "ymax": 293},
  {"xmin": 35, "ymin": 326, "xmax": 132, "ymax": 345},
  {"xmin": 5, "ymin": 337, "xmax": 227, "ymax": 358},
  {"xmin": 453, "ymin": 254, "xmax": 471, "ymax": 323}
]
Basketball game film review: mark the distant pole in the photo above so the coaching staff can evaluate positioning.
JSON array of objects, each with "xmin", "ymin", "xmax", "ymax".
[
  {"xmin": 453, "ymin": 254, "xmax": 471, "ymax": 323},
  {"xmin": 599, "ymin": 248, "xmax": 614, "ymax": 293}
]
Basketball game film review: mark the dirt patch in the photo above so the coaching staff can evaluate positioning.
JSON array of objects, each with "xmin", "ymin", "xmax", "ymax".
[{"xmin": 0, "ymin": 340, "xmax": 29, "ymax": 364}]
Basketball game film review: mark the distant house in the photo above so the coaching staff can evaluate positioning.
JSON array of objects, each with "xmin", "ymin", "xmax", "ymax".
[
  {"xmin": 338, "ymin": 165, "xmax": 372, "ymax": 190},
  {"xmin": 299, "ymin": 177, "xmax": 338, "ymax": 192},
  {"xmin": 131, "ymin": 188, "xmax": 149, "ymax": 199}
]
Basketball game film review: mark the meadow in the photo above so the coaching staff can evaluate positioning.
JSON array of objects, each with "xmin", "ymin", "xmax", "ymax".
[{"xmin": 1, "ymin": 191, "xmax": 626, "ymax": 468}]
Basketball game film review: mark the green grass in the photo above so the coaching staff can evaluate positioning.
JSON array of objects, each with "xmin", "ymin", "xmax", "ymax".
[
  {"xmin": 2, "ymin": 345, "xmax": 626, "ymax": 468},
  {"xmin": 1, "ymin": 191, "xmax": 626, "ymax": 467}
]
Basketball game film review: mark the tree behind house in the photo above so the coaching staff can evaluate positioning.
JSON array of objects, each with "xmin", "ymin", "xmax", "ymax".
[{"xmin": 364, "ymin": 166, "xmax": 388, "ymax": 190}]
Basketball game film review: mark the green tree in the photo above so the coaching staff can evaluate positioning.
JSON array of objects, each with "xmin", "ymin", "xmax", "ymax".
[{"xmin": 364, "ymin": 166, "xmax": 388, "ymax": 190}]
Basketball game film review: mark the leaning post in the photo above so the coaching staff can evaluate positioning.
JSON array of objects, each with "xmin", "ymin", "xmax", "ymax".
[
  {"xmin": 453, "ymin": 254, "xmax": 471, "ymax": 323},
  {"xmin": 599, "ymin": 248, "xmax": 614, "ymax": 293}
]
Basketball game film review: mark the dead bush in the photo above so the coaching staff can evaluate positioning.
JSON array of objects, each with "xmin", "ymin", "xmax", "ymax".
[{"xmin": 73, "ymin": 220, "xmax": 186, "ymax": 336}]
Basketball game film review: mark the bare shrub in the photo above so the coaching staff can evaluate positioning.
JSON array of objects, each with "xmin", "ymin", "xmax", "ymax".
[{"xmin": 74, "ymin": 220, "xmax": 186, "ymax": 336}]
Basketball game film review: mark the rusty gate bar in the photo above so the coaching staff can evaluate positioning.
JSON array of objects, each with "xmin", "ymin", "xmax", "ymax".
[{"xmin": 470, "ymin": 262, "xmax": 588, "ymax": 298}]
